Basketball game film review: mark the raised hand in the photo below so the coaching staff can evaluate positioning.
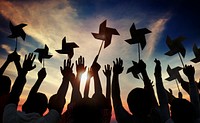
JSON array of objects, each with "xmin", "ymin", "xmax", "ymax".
[
  {"xmin": 22, "ymin": 53, "xmax": 36, "ymax": 72},
  {"xmin": 7, "ymin": 51, "xmax": 20, "ymax": 63},
  {"xmin": 104, "ymin": 64, "xmax": 112, "ymax": 100},
  {"xmin": 183, "ymin": 65, "xmax": 195, "ymax": 78},
  {"xmin": 103, "ymin": 64, "xmax": 112, "ymax": 78},
  {"xmin": 138, "ymin": 59, "xmax": 146, "ymax": 71},
  {"xmin": 91, "ymin": 60, "xmax": 101, "ymax": 73},
  {"xmin": 76, "ymin": 56, "xmax": 87, "ymax": 76},
  {"xmin": 37, "ymin": 68, "xmax": 46, "ymax": 80},
  {"xmin": 0, "ymin": 51, "xmax": 21, "ymax": 75},
  {"xmin": 60, "ymin": 59, "xmax": 74, "ymax": 79},
  {"xmin": 154, "ymin": 59, "xmax": 161, "ymax": 77},
  {"xmin": 113, "ymin": 58, "xmax": 123, "ymax": 75}
]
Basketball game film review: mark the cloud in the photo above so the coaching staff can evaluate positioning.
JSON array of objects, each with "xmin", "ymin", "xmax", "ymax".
[
  {"xmin": 144, "ymin": 18, "xmax": 169, "ymax": 59},
  {"xmin": 1, "ymin": 44, "xmax": 12, "ymax": 53}
]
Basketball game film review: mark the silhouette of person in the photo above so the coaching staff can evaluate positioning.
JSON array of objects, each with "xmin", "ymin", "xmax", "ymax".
[
  {"xmin": 154, "ymin": 59, "xmax": 172, "ymax": 123},
  {"xmin": 60, "ymin": 56, "xmax": 112, "ymax": 123},
  {"xmin": 69, "ymin": 56, "xmax": 86, "ymax": 106},
  {"xmin": 154, "ymin": 59, "xmax": 199, "ymax": 123},
  {"xmin": 59, "ymin": 56, "xmax": 85, "ymax": 123},
  {"xmin": 102, "ymin": 64, "xmax": 112, "ymax": 123},
  {"xmin": 3, "ymin": 54, "xmax": 68, "ymax": 123},
  {"xmin": 22, "ymin": 68, "xmax": 48, "ymax": 116},
  {"xmin": 182, "ymin": 65, "xmax": 200, "ymax": 122},
  {"xmin": 112, "ymin": 58, "xmax": 161, "ymax": 123},
  {"xmin": 0, "ymin": 51, "xmax": 21, "ymax": 123}
]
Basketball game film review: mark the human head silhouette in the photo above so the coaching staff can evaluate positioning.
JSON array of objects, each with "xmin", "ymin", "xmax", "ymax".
[
  {"xmin": 22, "ymin": 93, "xmax": 48, "ymax": 116},
  {"xmin": 170, "ymin": 98, "xmax": 195, "ymax": 123},
  {"xmin": 0, "ymin": 75, "xmax": 11, "ymax": 96},
  {"xmin": 127, "ymin": 88, "xmax": 153, "ymax": 117},
  {"xmin": 72, "ymin": 98, "xmax": 103, "ymax": 123}
]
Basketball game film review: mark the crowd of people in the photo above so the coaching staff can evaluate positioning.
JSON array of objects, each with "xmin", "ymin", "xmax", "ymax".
[{"xmin": 0, "ymin": 50, "xmax": 200, "ymax": 123}]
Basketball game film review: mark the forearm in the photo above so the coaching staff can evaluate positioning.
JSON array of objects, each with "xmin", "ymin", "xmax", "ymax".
[
  {"xmin": 57, "ymin": 77, "xmax": 70, "ymax": 99},
  {"xmin": 93, "ymin": 71, "xmax": 102, "ymax": 95},
  {"xmin": 141, "ymin": 70, "xmax": 158, "ymax": 107},
  {"xmin": 70, "ymin": 79, "xmax": 82, "ymax": 103},
  {"xmin": 179, "ymin": 79, "xmax": 189, "ymax": 94},
  {"xmin": 141, "ymin": 70, "xmax": 151, "ymax": 88},
  {"xmin": 106, "ymin": 77, "xmax": 111, "ymax": 99},
  {"xmin": 75, "ymin": 74, "xmax": 81, "ymax": 90},
  {"xmin": 29, "ymin": 78, "xmax": 45, "ymax": 96},
  {"xmin": 112, "ymin": 74, "xmax": 122, "ymax": 106},
  {"xmin": 14, "ymin": 61, "xmax": 22, "ymax": 75},
  {"xmin": 155, "ymin": 76, "xmax": 170, "ymax": 122},
  {"xmin": 188, "ymin": 77, "xmax": 200, "ymax": 116},
  {"xmin": 112, "ymin": 74, "xmax": 131, "ymax": 123},
  {"xmin": 84, "ymin": 78, "xmax": 91, "ymax": 98},
  {"xmin": 9, "ymin": 70, "xmax": 27, "ymax": 105}
]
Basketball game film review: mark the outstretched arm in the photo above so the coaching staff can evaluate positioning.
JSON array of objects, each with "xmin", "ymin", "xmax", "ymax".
[
  {"xmin": 69, "ymin": 56, "xmax": 86, "ymax": 102},
  {"xmin": 75, "ymin": 56, "xmax": 86, "ymax": 89},
  {"xmin": 103, "ymin": 64, "xmax": 112, "ymax": 100},
  {"xmin": 84, "ymin": 68, "xmax": 92, "ymax": 98},
  {"xmin": 183, "ymin": 65, "xmax": 200, "ymax": 117},
  {"xmin": 112, "ymin": 58, "xmax": 131, "ymax": 123},
  {"xmin": 0, "ymin": 51, "xmax": 21, "ymax": 75},
  {"xmin": 59, "ymin": 59, "xmax": 73, "ymax": 100},
  {"xmin": 91, "ymin": 56, "xmax": 102, "ymax": 96},
  {"xmin": 13, "ymin": 51, "xmax": 21, "ymax": 75},
  {"xmin": 154, "ymin": 59, "xmax": 170, "ymax": 122},
  {"xmin": 138, "ymin": 60, "xmax": 158, "ymax": 107},
  {"xmin": 9, "ymin": 53, "xmax": 36, "ymax": 105},
  {"xmin": 48, "ymin": 59, "xmax": 72, "ymax": 114},
  {"xmin": 30, "ymin": 68, "xmax": 46, "ymax": 96}
]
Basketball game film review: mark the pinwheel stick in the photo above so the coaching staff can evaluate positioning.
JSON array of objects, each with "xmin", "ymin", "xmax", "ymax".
[
  {"xmin": 95, "ymin": 40, "xmax": 104, "ymax": 62},
  {"xmin": 15, "ymin": 38, "xmax": 18, "ymax": 51},
  {"xmin": 178, "ymin": 52, "xmax": 184, "ymax": 67},
  {"xmin": 98, "ymin": 40, "xmax": 104, "ymax": 56},
  {"xmin": 175, "ymin": 79, "xmax": 181, "ymax": 92}
]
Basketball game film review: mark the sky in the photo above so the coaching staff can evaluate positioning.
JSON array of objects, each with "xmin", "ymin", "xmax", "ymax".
[{"xmin": 0, "ymin": 0, "xmax": 200, "ymax": 122}]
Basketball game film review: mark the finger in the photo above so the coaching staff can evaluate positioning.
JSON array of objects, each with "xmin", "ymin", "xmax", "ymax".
[
  {"xmin": 78, "ymin": 56, "xmax": 81, "ymax": 64},
  {"xmin": 27, "ymin": 53, "xmax": 30, "ymax": 60},
  {"xmin": 71, "ymin": 63, "xmax": 74, "ymax": 69},
  {"xmin": 113, "ymin": 61, "xmax": 116, "ymax": 66},
  {"xmin": 32, "ymin": 54, "xmax": 36, "ymax": 61},
  {"xmin": 76, "ymin": 60, "xmax": 78, "ymax": 67},
  {"xmin": 68, "ymin": 59, "xmax": 71, "ymax": 67},
  {"xmin": 24, "ymin": 54, "xmax": 27, "ymax": 61},
  {"xmin": 64, "ymin": 59, "xmax": 66, "ymax": 67},
  {"xmin": 104, "ymin": 65, "xmax": 106, "ymax": 71},
  {"xmin": 116, "ymin": 58, "xmax": 119, "ymax": 64},
  {"xmin": 60, "ymin": 66, "xmax": 63, "ymax": 72},
  {"xmin": 29, "ymin": 53, "xmax": 33, "ymax": 60},
  {"xmin": 120, "ymin": 58, "xmax": 123, "ymax": 66},
  {"xmin": 107, "ymin": 64, "xmax": 110, "ymax": 70},
  {"xmin": 83, "ymin": 57, "xmax": 85, "ymax": 65}
]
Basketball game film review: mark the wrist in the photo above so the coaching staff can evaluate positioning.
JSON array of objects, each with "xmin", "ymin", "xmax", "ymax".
[
  {"xmin": 188, "ymin": 77, "xmax": 195, "ymax": 82},
  {"xmin": 5, "ymin": 60, "xmax": 10, "ymax": 64},
  {"xmin": 113, "ymin": 73, "xmax": 120, "ymax": 76},
  {"xmin": 38, "ymin": 77, "xmax": 45, "ymax": 81},
  {"xmin": 21, "ymin": 69, "xmax": 28, "ymax": 75}
]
